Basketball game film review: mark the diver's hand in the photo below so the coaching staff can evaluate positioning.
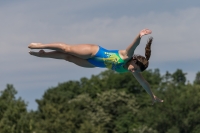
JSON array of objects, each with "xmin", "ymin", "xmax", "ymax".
[
  {"xmin": 152, "ymin": 95, "xmax": 163, "ymax": 105},
  {"xmin": 139, "ymin": 29, "xmax": 152, "ymax": 37}
]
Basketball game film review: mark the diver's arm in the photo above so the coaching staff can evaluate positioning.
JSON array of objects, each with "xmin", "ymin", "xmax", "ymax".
[
  {"xmin": 125, "ymin": 34, "xmax": 141, "ymax": 58},
  {"xmin": 123, "ymin": 29, "xmax": 152, "ymax": 58},
  {"xmin": 132, "ymin": 72, "xmax": 154, "ymax": 98},
  {"xmin": 132, "ymin": 72, "xmax": 163, "ymax": 104}
]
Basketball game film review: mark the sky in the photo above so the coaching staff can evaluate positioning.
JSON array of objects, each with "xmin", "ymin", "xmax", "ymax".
[{"xmin": 1, "ymin": 0, "xmax": 200, "ymax": 110}]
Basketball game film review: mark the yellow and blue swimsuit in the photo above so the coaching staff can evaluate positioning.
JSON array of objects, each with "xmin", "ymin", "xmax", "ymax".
[{"xmin": 87, "ymin": 46, "xmax": 129, "ymax": 73}]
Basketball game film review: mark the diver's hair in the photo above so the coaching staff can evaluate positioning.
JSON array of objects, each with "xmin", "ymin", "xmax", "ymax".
[
  {"xmin": 133, "ymin": 37, "xmax": 153, "ymax": 72},
  {"xmin": 145, "ymin": 36, "xmax": 153, "ymax": 61}
]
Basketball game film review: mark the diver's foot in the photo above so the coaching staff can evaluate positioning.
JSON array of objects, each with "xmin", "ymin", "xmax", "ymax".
[
  {"xmin": 140, "ymin": 29, "xmax": 152, "ymax": 37},
  {"xmin": 28, "ymin": 43, "xmax": 43, "ymax": 49},
  {"xmin": 29, "ymin": 50, "xmax": 45, "ymax": 57}
]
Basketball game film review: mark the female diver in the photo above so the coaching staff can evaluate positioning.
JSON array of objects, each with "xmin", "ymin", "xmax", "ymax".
[{"xmin": 28, "ymin": 29, "xmax": 163, "ymax": 104}]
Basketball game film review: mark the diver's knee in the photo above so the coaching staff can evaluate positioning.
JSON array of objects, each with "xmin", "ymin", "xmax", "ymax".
[{"xmin": 59, "ymin": 43, "xmax": 70, "ymax": 52}]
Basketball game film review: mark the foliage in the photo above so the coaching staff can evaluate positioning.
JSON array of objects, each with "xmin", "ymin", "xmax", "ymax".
[
  {"xmin": 1, "ymin": 69, "xmax": 200, "ymax": 133},
  {"xmin": 0, "ymin": 84, "xmax": 33, "ymax": 133}
]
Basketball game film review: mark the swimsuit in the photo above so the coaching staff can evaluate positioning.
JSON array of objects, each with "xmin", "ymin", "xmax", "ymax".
[{"xmin": 87, "ymin": 46, "xmax": 129, "ymax": 73}]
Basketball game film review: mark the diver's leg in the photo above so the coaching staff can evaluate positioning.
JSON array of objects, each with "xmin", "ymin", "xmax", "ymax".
[
  {"xmin": 29, "ymin": 50, "xmax": 95, "ymax": 68},
  {"xmin": 29, "ymin": 50, "xmax": 66, "ymax": 59},
  {"xmin": 28, "ymin": 43, "xmax": 99, "ymax": 59}
]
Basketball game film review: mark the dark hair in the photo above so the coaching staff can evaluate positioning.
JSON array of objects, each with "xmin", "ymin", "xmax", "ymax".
[{"xmin": 133, "ymin": 37, "xmax": 153, "ymax": 72}]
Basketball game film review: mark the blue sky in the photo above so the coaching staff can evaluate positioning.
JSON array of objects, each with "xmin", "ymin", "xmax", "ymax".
[{"xmin": 1, "ymin": 0, "xmax": 200, "ymax": 110}]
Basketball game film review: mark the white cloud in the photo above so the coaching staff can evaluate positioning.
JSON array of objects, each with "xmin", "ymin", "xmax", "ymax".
[
  {"xmin": 1, "ymin": 2, "xmax": 200, "ymax": 61},
  {"xmin": 1, "ymin": 1, "xmax": 200, "ymax": 110},
  {"xmin": 1, "ymin": 1, "xmax": 200, "ymax": 92}
]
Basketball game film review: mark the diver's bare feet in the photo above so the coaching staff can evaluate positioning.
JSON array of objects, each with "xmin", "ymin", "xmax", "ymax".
[
  {"xmin": 139, "ymin": 29, "xmax": 152, "ymax": 37},
  {"xmin": 29, "ymin": 50, "xmax": 45, "ymax": 57},
  {"xmin": 28, "ymin": 43, "xmax": 43, "ymax": 49}
]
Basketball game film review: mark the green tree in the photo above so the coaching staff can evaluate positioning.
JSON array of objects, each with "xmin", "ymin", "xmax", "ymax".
[
  {"xmin": 4, "ymin": 68, "xmax": 200, "ymax": 133},
  {"xmin": 172, "ymin": 69, "xmax": 187, "ymax": 85},
  {"xmin": 34, "ymin": 81, "xmax": 82, "ymax": 133},
  {"xmin": 194, "ymin": 71, "xmax": 200, "ymax": 85},
  {"xmin": 34, "ymin": 75, "xmax": 139, "ymax": 133},
  {"xmin": 138, "ymin": 82, "xmax": 200, "ymax": 133},
  {"xmin": 69, "ymin": 89, "xmax": 138, "ymax": 133},
  {"xmin": 0, "ymin": 84, "xmax": 33, "ymax": 133}
]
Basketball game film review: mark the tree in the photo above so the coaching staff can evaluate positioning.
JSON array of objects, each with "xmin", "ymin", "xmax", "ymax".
[
  {"xmin": 194, "ymin": 71, "xmax": 200, "ymax": 85},
  {"xmin": 68, "ymin": 89, "xmax": 139, "ymax": 133},
  {"xmin": 138, "ymin": 83, "xmax": 200, "ymax": 133},
  {"xmin": 0, "ymin": 84, "xmax": 33, "ymax": 133},
  {"xmin": 172, "ymin": 69, "xmax": 187, "ymax": 85},
  {"xmin": 4, "ymin": 68, "xmax": 200, "ymax": 133}
]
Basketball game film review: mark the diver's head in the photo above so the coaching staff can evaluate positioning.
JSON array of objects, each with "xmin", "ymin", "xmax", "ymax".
[{"xmin": 126, "ymin": 37, "xmax": 153, "ymax": 72}]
